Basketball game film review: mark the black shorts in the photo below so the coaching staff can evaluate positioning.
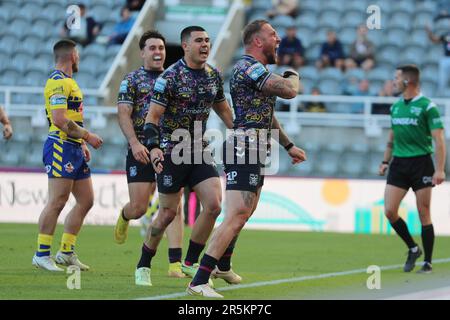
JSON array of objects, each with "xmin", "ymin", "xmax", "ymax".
[
  {"xmin": 387, "ymin": 154, "xmax": 435, "ymax": 191},
  {"xmin": 126, "ymin": 149, "xmax": 156, "ymax": 183},
  {"xmin": 222, "ymin": 139, "xmax": 265, "ymax": 193},
  {"xmin": 156, "ymin": 154, "xmax": 219, "ymax": 194}
]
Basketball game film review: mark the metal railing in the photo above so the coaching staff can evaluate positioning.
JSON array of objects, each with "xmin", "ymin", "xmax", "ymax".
[{"xmin": 1, "ymin": 85, "xmax": 449, "ymax": 138}]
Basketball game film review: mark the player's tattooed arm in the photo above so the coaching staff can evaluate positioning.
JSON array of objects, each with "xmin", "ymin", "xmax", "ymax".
[
  {"xmin": 261, "ymin": 72, "xmax": 300, "ymax": 99},
  {"xmin": 52, "ymin": 108, "xmax": 103, "ymax": 149},
  {"xmin": 213, "ymin": 99, "xmax": 234, "ymax": 129}
]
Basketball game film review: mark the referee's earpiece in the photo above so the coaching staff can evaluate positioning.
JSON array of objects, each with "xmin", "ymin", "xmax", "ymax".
[{"xmin": 403, "ymin": 79, "xmax": 409, "ymax": 86}]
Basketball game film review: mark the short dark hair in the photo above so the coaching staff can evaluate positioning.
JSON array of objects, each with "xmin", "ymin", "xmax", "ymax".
[
  {"xmin": 180, "ymin": 26, "xmax": 206, "ymax": 43},
  {"xmin": 77, "ymin": 3, "xmax": 85, "ymax": 10},
  {"xmin": 242, "ymin": 19, "xmax": 269, "ymax": 46},
  {"xmin": 53, "ymin": 39, "xmax": 77, "ymax": 61},
  {"xmin": 396, "ymin": 64, "xmax": 420, "ymax": 84},
  {"xmin": 139, "ymin": 30, "xmax": 166, "ymax": 50}
]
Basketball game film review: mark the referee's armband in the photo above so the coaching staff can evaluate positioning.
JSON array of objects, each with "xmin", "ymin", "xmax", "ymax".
[{"xmin": 143, "ymin": 123, "xmax": 160, "ymax": 150}]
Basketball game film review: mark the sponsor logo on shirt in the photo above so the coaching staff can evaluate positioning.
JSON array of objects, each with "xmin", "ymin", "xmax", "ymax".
[
  {"xmin": 154, "ymin": 78, "xmax": 167, "ymax": 93},
  {"xmin": 119, "ymin": 80, "xmax": 128, "ymax": 93},
  {"xmin": 226, "ymin": 171, "xmax": 238, "ymax": 185},
  {"xmin": 50, "ymin": 94, "xmax": 67, "ymax": 106},
  {"xmin": 246, "ymin": 63, "xmax": 266, "ymax": 81}
]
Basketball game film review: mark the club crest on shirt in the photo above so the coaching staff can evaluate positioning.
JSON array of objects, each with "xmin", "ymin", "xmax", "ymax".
[{"xmin": 410, "ymin": 106, "xmax": 422, "ymax": 116}]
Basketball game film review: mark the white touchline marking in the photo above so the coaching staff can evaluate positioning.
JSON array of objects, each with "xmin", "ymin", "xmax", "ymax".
[{"xmin": 136, "ymin": 257, "xmax": 450, "ymax": 300}]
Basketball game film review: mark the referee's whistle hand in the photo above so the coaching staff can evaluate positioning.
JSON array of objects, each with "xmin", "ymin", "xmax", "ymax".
[{"xmin": 432, "ymin": 171, "xmax": 446, "ymax": 185}]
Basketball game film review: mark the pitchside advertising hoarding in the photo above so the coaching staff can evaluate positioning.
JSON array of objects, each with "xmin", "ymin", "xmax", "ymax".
[{"xmin": 1, "ymin": 172, "xmax": 450, "ymax": 235}]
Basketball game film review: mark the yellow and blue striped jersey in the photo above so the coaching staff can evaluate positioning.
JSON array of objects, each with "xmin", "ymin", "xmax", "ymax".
[{"xmin": 44, "ymin": 70, "xmax": 84, "ymax": 144}]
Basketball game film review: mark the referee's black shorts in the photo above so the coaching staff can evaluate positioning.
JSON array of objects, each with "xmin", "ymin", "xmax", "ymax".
[{"xmin": 387, "ymin": 154, "xmax": 435, "ymax": 191}]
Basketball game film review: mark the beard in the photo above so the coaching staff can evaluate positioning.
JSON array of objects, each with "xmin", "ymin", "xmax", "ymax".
[{"xmin": 72, "ymin": 62, "xmax": 78, "ymax": 73}]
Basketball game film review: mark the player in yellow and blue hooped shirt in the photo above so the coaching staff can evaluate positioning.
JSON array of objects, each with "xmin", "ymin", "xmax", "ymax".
[{"xmin": 32, "ymin": 39, "xmax": 103, "ymax": 272}]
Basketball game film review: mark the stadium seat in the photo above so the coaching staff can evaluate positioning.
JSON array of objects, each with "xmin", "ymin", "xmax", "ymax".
[
  {"xmin": 421, "ymin": 81, "xmax": 437, "ymax": 97},
  {"xmin": 341, "ymin": 11, "xmax": 365, "ymax": 28},
  {"xmin": 0, "ymin": 70, "xmax": 21, "ymax": 86},
  {"xmin": 345, "ymin": 68, "xmax": 366, "ymax": 81},
  {"xmin": 378, "ymin": 45, "xmax": 400, "ymax": 66},
  {"xmin": 341, "ymin": 152, "xmax": 366, "ymax": 177},
  {"xmin": 270, "ymin": 15, "xmax": 296, "ymax": 30},
  {"xmin": 400, "ymin": 47, "xmax": 426, "ymax": 66},
  {"xmin": 416, "ymin": 1, "xmax": 437, "ymax": 15},
  {"xmin": 413, "ymin": 12, "xmax": 434, "ymax": 29},
  {"xmin": 318, "ymin": 79, "xmax": 341, "ymax": 95},
  {"xmin": 338, "ymin": 27, "xmax": 356, "ymax": 46},
  {"xmin": 316, "ymin": 150, "xmax": 341, "ymax": 176},
  {"xmin": 387, "ymin": 13, "xmax": 412, "ymax": 31},
  {"xmin": 251, "ymin": 0, "xmax": 273, "ymax": 11},
  {"xmin": 409, "ymin": 29, "xmax": 431, "ymax": 47},
  {"xmin": 319, "ymin": 68, "xmax": 344, "ymax": 81},
  {"xmin": 367, "ymin": 68, "xmax": 392, "ymax": 82},
  {"xmin": 318, "ymin": 11, "xmax": 341, "ymax": 29},
  {"xmin": 0, "ymin": 35, "xmax": 17, "ymax": 56},
  {"xmin": 295, "ymin": 12, "xmax": 317, "ymax": 29},
  {"xmin": 304, "ymin": 43, "xmax": 321, "ymax": 63},
  {"xmin": 6, "ymin": 18, "xmax": 29, "ymax": 39},
  {"xmin": 391, "ymin": 1, "xmax": 416, "ymax": 15}
]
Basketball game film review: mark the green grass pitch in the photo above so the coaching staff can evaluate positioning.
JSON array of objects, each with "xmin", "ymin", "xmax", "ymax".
[{"xmin": 1, "ymin": 223, "xmax": 450, "ymax": 300}]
